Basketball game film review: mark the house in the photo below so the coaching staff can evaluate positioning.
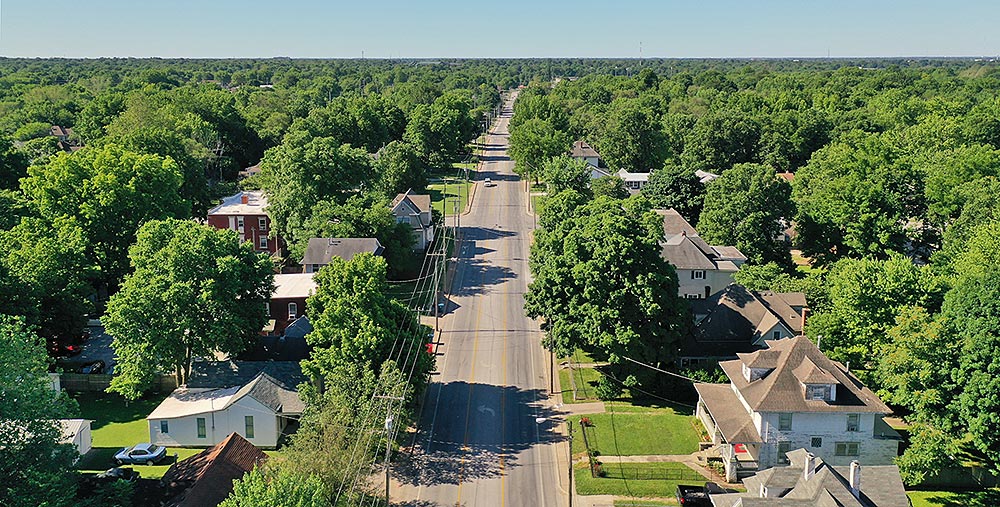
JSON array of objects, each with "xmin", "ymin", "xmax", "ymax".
[
  {"xmin": 570, "ymin": 140, "xmax": 601, "ymax": 168},
  {"xmin": 160, "ymin": 432, "xmax": 267, "ymax": 507},
  {"xmin": 50, "ymin": 125, "xmax": 73, "ymax": 141},
  {"xmin": 147, "ymin": 361, "xmax": 307, "ymax": 449},
  {"xmin": 616, "ymin": 169, "xmax": 650, "ymax": 194},
  {"xmin": 680, "ymin": 285, "xmax": 806, "ymax": 367},
  {"xmin": 710, "ymin": 449, "xmax": 909, "ymax": 507},
  {"xmin": 207, "ymin": 191, "xmax": 283, "ymax": 256},
  {"xmin": 589, "ymin": 166, "xmax": 614, "ymax": 180},
  {"xmin": 301, "ymin": 237, "xmax": 384, "ymax": 273},
  {"xmin": 266, "ymin": 273, "xmax": 317, "ymax": 335},
  {"xmin": 391, "ymin": 189, "xmax": 434, "ymax": 251},
  {"xmin": 58, "ymin": 419, "xmax": 92, "ymax": 457},
  {"xmin": 239, "ymin": 316, "xmax": 312, "ymax": 361},
  {"xmin": 694, "ymin": 336, "xmax": 901, "ymax": 482},
  {"xmin": 657, "ymin": 208, "xmax": 746, "ymax": 299},
  {"xmin": 237, "ymin": 163, "xmax": 261, "ymax": 180}
]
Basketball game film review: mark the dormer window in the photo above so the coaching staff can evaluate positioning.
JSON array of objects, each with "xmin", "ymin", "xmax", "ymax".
[{"xmin": 805, "ymin": 384, "xmax": 832, "ymax": 401}]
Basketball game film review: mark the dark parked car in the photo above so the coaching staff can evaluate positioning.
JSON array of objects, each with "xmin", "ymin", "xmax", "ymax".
[
  {"xmin": 677, "ymin": 482, "xmax": 727, "ymax": 506},
  {"xmin": 114, "ymin": 443, "xmax": 167, "ymax": 465},
  {"xmin": 79, "ymin": 360, "xmax": 106, "ymax": 374},
  {"xmin": 95, "ymin": 467, "xmax": 140, "ymax": 482}
]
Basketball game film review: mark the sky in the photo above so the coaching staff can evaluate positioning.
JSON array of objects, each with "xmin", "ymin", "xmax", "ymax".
[{"xmin": 1, "ymin": 0, "xmax": 999, "ymax": 59}]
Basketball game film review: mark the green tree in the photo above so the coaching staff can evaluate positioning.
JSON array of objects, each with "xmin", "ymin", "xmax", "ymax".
[
  {"xmin": 681, "ymin": 110, "xmax": 761, "ymax": 174},
  {"xmin": 641, "ymin": 161, "xmax": 705, "ymax": 223},
  {"xmin": 732, "ymin": 262, "xmax": 827, "ymax": 310},
  {"xmin": 373, "ymin": 140, "xmax": 426, "ymax": 197},
  {"xmin": 806, "ymin": 254, "xmax": 943, "ymax": 369},
  {"xmin": 0, "ymin": 135, "xmax": 29, "ymax": 190},
  {"xmin": 104, "ymin": 219, "xmax": 274, "ymax": 398},
  {"xmin": 257, "ymin": 136, "xmax": 372, "ymax": 244},
  {"xmin": 599, "ymin": 102, "xmax": 667, "ymax": 172},
  {"xmin": 507, "ymin": 118, "xmax": 570, "ymax": 182},
  {"xmin": 0, "ymin": 316, "xmax": 79, "ymax": 507},
  {"xmin": 590, "ymin": 175, "xmax": 629, "ymax": 200},
  {"xmin": 919, "ymin": 144, "xmax": 1000, "ymax": 228},
  {"xmin": 525, "ymin": 194, "xmax": 686, "ymax": 389},
  {"xmin": 696, "ymin": 163, "xmax": 794, "ymax": 267},
  {"xmin": 222, "ymin": 466, "xmax": 327, "ymax": 507},
  {"xmin": 21, "ymin": 145, "xmax": 190, "ymax": 290},
  {"xmin": 540, "ymin": 155, "xmax": 591, "ymax": 195}
]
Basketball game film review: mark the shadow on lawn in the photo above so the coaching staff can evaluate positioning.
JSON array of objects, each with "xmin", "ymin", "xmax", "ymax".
[
  {"xmin": 919, "ymin": 490, "xmax": 1000, "ymax": 507},
  {"xmin": 73, "ymin": 392, "xmax": 169, "ymax": 431}
]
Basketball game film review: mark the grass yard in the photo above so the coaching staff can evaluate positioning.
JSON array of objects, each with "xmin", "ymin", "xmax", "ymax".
[
  {"xmin": 531, "ymin": 193, "xmax": 546, "ymax": 215},
  {"xmin": 571, "ymin": 407, "xmax": 703, "ymax": 456},
  {"xmin": 613, "ymin": 500, "xmax": 673, "ymax": 506},
  {"xmin": 575, "ymin": 462, "xmax": 705, "ymax": 498},
  {"xmin": 74, "ymin": 392, "xmax": 284, "ymax": 479},
  {"xmin": 428, "ymin": 179, "xmax": 471, "ymax": 215},
  {"xmin": 560, "ymin": 365, "xmax": 603, "ymax": 404},
  {"xmin": 907, "ymin": 489, "xmax": 1000, "ymax": 507}
]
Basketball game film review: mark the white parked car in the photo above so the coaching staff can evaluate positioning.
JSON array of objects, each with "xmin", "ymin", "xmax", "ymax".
[{"xmin": 484, "ymin": 178, "xmax": 493, "ymax": 187}]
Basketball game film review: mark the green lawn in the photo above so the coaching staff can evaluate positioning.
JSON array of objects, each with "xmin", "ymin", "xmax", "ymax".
[
  {"xmin": 575, "ymin": 462, "xmax": 705, "ymax": 498},
  {"xmin": 74, "ymin": 392, "xmax": 284, "ymax": 479},
  {"xmin": 571, "ymin": 407, "xmax": 703, "ymax": 456},
  {"xmin": 907, "ymin": 489, "xmax": 1000, "ymax": 507},
  {"xmin": 531, "ymin": 194, "xmax": 546, "ymax": 215},
  {"xmin": 560, "ymin": 366, "xmax": 603, "ymax": 404},
  {"xmin": 613, "ymin": 500, "xmax": 674, "ymax": 507},
  {"xmin": 428, "ymin": 179, "xmax": 471, "ymax": 215}
]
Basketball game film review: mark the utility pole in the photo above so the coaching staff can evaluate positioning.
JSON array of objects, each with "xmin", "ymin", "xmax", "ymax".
[
  {"xmin": 568, "ymin": 420, "xmax": 574, "ymax": 507},
  {"xmin": 550, "ymin": 348, "xmax": 555, "ymax": 394}
]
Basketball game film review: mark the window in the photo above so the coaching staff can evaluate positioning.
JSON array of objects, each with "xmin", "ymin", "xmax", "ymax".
[
  {"xmin": 258, "ymin": 217, "xmax": 267, "ymax": 231},
  {"xmin": 685, "ymin": 294, "xmax": 701, "ymax": 299},
  {"xmin": 777, "ymin": 441, "xmax": 791, "ymax": 464},
  {"xmin": 692, "ymin": 270, "xmax": 706, "ymax": 280},
  {"xmin": 806, "ymin": 384, "xmax": 830, "ymax": 401},
  {"xmin": 778, "ymin": 413, "xmax": 793, "ymax": 431},
  {"xmin": 835, "ymin": 442, "xmax": 860, "ymax": 456},
  {"xmin": 237, "ymin": 216, "xmax": 245, "ymax": 231},
  {"xmin": 772, "ymin": 330, "xmax": 781, "ymax": 340},
  {"xmin": 288, "ymin": 302, "xmax": 298, "ymax": 320},
  {"xmin": 811, "ymin": 437, "xmax": 822, "ymax": 448},
  {"xmin": 245, "ymin": 416, "xmax": 255, "ymax": 439},
  {"xmin": 160, "ymin": 420, "xmax": 169, "ymax": 434},
  {"xmin": 396, "ymin": 215, "xmax": 409, "ymax": 224},
  {"xmin": 847, "ymin": 414, "xmax": 860, "ymax": 432},
  {"xmin": 259, "ymin": 235, "xmax": 268, "ymax": 249},
  {"xmin": 197, "ymin": 418, "xmax": 206, "ymax": 439}
]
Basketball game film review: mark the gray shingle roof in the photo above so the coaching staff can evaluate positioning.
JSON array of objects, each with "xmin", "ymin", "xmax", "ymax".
[
  {"xmin": 720, "ymin": 337, "xmax": 891, "ymax": 414},
  {"xmin": 681, "ymin": 285, "xmax": 805, "ymax": 358},
  {"xmin": 225, "ymin": 372, "xmax": 305, "ymax": 414},
  {"xmin": 187, "ymin": 360, "xmax": 307, "ymax": 392},
  {"xmin": 570, "ymin": 140, "xmax": 600, "ymax": 159},
  {"xmin": 391, "ymin": 189, "xmax": 431, "ymax": 215},
  {"xmin": 300, "ymin": 237, "xmax": 384, "ymax": 266},
  {"xmin": 694, "ymin": 383, "xmax": 762, "ymax": 443}
]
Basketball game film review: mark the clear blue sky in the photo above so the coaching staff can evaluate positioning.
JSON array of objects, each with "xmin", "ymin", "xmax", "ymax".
[{"xmin": 1, "ymin": 0, "xmax": 998, "ymax": 58}]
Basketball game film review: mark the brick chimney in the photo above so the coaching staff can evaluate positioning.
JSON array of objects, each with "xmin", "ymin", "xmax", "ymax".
[
  {"xmin": 849, "ymin": 460, "xmax": 861, "ymax": 497},
  {"xmin": 241, "ymin": 193, "xmax": 249, "ymax": 204},
  {"xmin": 803, "ymin": 452, "xmax": 817, "ymax": 481}
]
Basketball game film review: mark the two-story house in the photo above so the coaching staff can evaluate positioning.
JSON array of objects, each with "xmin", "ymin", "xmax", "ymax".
[
  {"xmin": 657, "ymin": 208, "xmax": 746, "ymax": 299},
  {"xmin": 300, "ymin": 238, "xmax": 384, "ymax": 273},
  {"xmin": 391, "ymin": 189, "xmax": 434, "ymax": 251},
  {"xmin": 207, "ymin": 191, "xmax": 283, "ymax": 256},
  {"xmin": 266, "ymin": 273, "xmax": 317, "ymax": 336},
  {"xmin": 679, "ymin": 284, "xmax": 806, "ymax": 367},
  {"xmin": 570, "ymin": 140, "xmax": 601, "ymax": 168},
  {"xmin": 616, "ymin": 169, "xmax": 650, "ymax": 194},
  {"xmin": 694, "ymin": 336, "xmax": 901, "ymax": 482}
]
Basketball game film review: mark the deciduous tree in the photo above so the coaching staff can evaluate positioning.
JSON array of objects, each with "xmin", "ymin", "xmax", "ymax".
[{"xmin": 641, "ymin": 161, "xmax": 705, "ymax": 223}]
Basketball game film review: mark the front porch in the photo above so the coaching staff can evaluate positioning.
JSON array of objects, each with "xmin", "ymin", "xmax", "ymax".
[{"xmin": 693, "ymin": 383, "xmax": 763, "ymax": 482}]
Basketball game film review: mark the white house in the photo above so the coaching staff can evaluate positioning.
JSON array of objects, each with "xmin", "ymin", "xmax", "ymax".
[
  {"xmin": 710, "ymin": 448, "xmax": 910, "ymax": 507},
  {"xmin": 679, "ymin": 285, "xmax": 806, "ymax": 367},
  {"xmin": 694, "ymin": 337, "xmax": 901, "ymax": 482},
  {"xmin": 147, "ymin": 364, "xmax": 306, "ymax": 449},
  {"xmin": 616, "ymin": 169, "xmax": 649, "ymax": 194},
  {"xmin": 570, "ymin": 140, "xmax": 601, "ymax": 168},
  {"xmin": 391, "ymin": 189, "xmax": 435, "ymax": 251},
  {"xmin": 656, "ymin": 208, "xmax": 746, "ymax": 299},
  {"xmin": 58, "ymin": 419, "xmax": 93, "ymax": 457}
]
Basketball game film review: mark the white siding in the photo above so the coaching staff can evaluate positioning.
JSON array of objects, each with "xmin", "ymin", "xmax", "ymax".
[
  {"xmin": 755, "ymin": 412, "xmax": 896, "ymax": 468},
  {"xmin": 148, "ymin": 397, "xmax": 281, "ymax": 449},
  {"xmin": 676, "ymin": 268, "xmax": 736, "ymax": 299}
]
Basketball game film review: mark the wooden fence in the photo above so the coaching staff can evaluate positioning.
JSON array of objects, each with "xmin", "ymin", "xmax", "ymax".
[{"xmin": 60, "ymin": 373, "xmax": 177, "ymax": 393}]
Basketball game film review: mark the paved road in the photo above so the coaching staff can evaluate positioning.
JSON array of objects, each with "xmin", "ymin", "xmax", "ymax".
[{"xmin": 394, "ymin": 95, "xmax": 565, "ymax": 506}]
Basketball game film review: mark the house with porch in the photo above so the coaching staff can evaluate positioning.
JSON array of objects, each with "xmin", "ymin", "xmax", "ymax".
[
  {"xmin": 694, "ymin": 336, "xmax": 900, "ymax": 482},
  {"xmin": 391, "ymin": 189, "xmax": 434, "ymax": 251},
  {"xmin": 679, "ymin": 285, "xmax": 806, "ymax": 367},
  {"xmin": 657, "ymin": 208, "xmax": 746, "ymax": 299}
]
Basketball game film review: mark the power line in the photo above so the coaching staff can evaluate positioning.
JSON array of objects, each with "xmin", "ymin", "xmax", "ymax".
[{"xmin": 621, "ymin": 355, "xmax": 701, "ymax": 383}]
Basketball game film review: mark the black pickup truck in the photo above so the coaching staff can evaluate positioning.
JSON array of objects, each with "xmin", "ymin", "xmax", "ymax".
[{"xmin": 676, "ymin": 482, "xmax": 726, "ymax": 506}]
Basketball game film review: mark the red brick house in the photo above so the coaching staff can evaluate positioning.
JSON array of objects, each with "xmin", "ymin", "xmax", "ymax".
[
  {"xmin": 207, "ymin": 191, "xmax": 283, "ymax": 256},
  {"xmin": 266, "ymin": 273, "xmax": 317, "ymax": 336}
]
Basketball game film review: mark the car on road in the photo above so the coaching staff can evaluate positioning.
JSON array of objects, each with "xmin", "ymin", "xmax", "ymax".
[
  {"xmin": 114, "ymin": 443, "xmax": 167, "ymax": 465},
  {"xmin": 79, "ymin": 360, "xmax": 106, "ymax": 374},
  {"xmin": 484, "ymin": 177, "xmax": 493, "ymax": 187},
  {"xmin": 47, "ymin": 339, "xmax": 82, "ymax": 357}
]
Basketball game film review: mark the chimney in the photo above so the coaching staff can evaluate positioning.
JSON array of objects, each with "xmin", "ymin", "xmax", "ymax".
[
  {"xmin": 849, "ymin": 460, "xmax": 861, "ymax": 497},
  {"xmin": 241, "ymin": 193, "xmax": 249, "ymax": 205},
  {"xmin": 801, "ymin": 308, "xmax": 809, "ymax": 329},
  {"xmin": 803, "ymin": 453, "xmax": 817, "ymax": 481}
]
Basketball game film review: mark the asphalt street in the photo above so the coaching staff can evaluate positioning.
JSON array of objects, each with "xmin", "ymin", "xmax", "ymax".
[{"xmin": 394, "ymin": 94, "xmax": 565, "ymax": 507}]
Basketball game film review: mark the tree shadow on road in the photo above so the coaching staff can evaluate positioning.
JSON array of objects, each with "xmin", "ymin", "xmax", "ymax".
[{"xmin": 394, "ymin": 382, "xmax": 564, "ymax": 488}]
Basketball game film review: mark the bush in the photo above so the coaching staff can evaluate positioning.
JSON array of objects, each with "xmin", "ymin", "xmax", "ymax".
[{"xmin": 594, "ymin": 375, "xmax": 623, "ymax": 400}]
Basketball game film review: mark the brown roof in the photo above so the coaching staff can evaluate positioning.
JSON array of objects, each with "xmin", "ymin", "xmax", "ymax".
[
  {"xmin": 301, "ymin": 238, "xmax": 384, "ymax": 266},
  {"xmin": 655, "ymin": 208, "xmax": 697, "ymax": 237},
  {"xmin": 161, "ymin": 433, "xmax": 267, "ymax": 507},
  {"xmin": 720, "ymin": 336, "xmax": 891, "ymax": 414},
  {"xmin": 777, "ymin": 171, "xmax": 795, "ymax": 182},
  {"xmin": 391, "ymin": 189, "xmax": 431, "ymax": 215},
  {"xmin": 570, "ymin": 140, "xmax": 600, "ymax": 159},
  {"xmin": 693, "ymin": 383, "xmax": 762, "ymax": 443}
]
